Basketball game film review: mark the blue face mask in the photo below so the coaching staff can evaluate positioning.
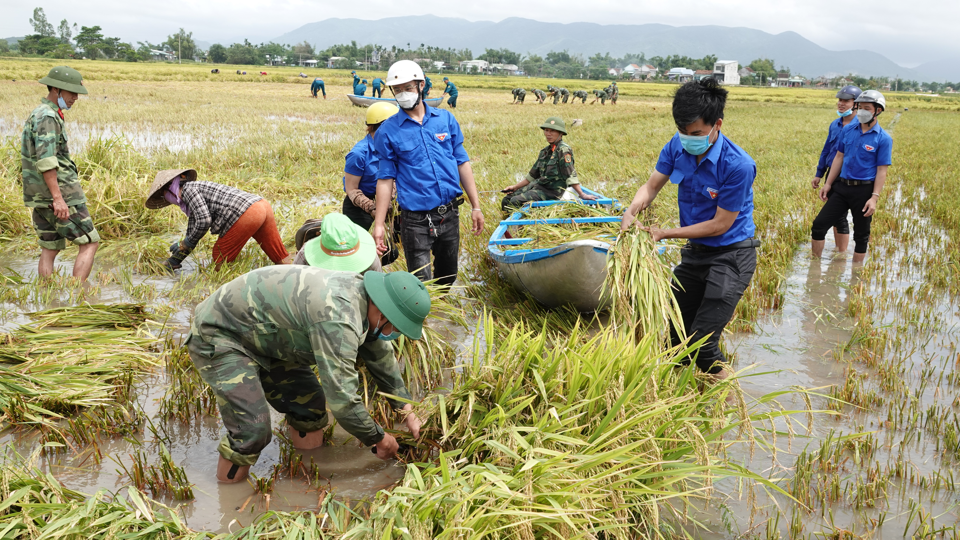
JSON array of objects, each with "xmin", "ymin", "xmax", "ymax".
[
  {"xmin": 837, "ymin": 109, "xmax": 853, "ymax": 117},
  {"xmin": 678, "ymin": 125, "xmax": 715, "ymax": 156},
  {"xmin": 57, "ymin": 92, "xmax": 70, "ymax": 111},
  {"xmin": 378, "ymin": 329, "xmax": 402, "ymax": 341},
  {"xmin": 369, "ymin": 316, "xmax": 402, "ymax": 341}
]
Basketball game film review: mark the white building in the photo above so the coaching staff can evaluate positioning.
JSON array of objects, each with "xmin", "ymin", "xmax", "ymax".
[
  {"xmin": 327, "ymin": 56, "xmax": 347, "ymax": 68},
  {"xmin": 666, "ymin": 67, "xmax": 695, "ymax": 82},
  {"xmin": 713, "ymin": 60, "xmax": 740, "ymax": 85},
  {"xmin": 458, "ymin": 60, "xmax": 489, "ymax": 73}
]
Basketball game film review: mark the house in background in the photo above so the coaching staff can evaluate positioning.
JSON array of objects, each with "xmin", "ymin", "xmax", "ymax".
[
  {"xmin": 491, "ymin": 63, "xmax": 521, "ymax": 75},
  {"xmin": 327, "ymin": 56, "xmax": 346, "ymax": 68},
  {"xmin": 776, "ymin": 72, "xmax": 792, "ymax": 87},
  {"xmin": 713, "ymin": 60, "xmax": 740, "ymax": 85},
  {"xmin": 622, "ymin": 63, "xmax": 641, "ymax": 76},
  {"xmin": 666, "ymin": 67, "xmax": 695, "ymax": 82},
  {"xmin": 459, "ymin": 59, "xmax": 489, "ymax": 73},
  {"xmin": 694, "ymin": 69, "xmax": 714, "ymax": 81},
  {"xmin": 635, "ymin": 64, "xmax": 658, "ymax": 80},
  {"xmin": 608, "ymin": 67, "xmax": 623, "ymax": 77},
  {"xmin": 300, "ymin": 59, "xmax": 318, "ymax": 68},
  {"xmin": 149, "ymin": 49, "xmax": 175, "ymax": 61},
  {"xmin": 738, "ymin": 66, "xmax": 755, "ymax": 79}
]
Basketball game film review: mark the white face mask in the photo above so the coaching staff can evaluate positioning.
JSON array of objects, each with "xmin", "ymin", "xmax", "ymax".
[
  {"xmin": 395, "ymin": 91, "xmax": 420, "ymax": 110},
  {"xmin": 856, "ymin": 109, "xmax": 874, "ymax": 124}
]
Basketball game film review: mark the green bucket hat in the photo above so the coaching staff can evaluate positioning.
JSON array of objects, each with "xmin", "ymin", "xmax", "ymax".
[
  {"xmin": 363, "ymin": 271, "xmax": 431, "ymax": 339},
  {"xmin": 39, "ymin": 66, "xmax": 88, "ymax": 95},
  {"xmin": 540, "ymin": 117, "xmax": 567, "ymax": 135},
  {"xmin": 303, "ymin": 213, "xmax": 377, "ymax": 272}
]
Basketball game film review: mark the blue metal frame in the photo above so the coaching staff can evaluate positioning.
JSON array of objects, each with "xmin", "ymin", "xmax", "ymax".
[{"xmin": 488, "ymin": 187, "xmax": 621, "ymax": 264}]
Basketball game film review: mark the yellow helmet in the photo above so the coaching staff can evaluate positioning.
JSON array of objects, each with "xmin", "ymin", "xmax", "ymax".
[{"xmin": 366, "ymin": 102, "xmax": 399, "ymax": 125}]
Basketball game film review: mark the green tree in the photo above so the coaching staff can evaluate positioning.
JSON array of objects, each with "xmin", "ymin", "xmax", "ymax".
[
  {"xmin": 748, "ymin": 58, "xmax": 777, "ymax": 84},
  {"xmin": 75, "ymin": 26, "xmax": 105, "ymax": 58},
  {"xmin": 225, "ymin": 40, "xmax": 258, "ymax": 65},
  {"xmin": 0, "ymin": 40, "xmax": 9, "ymax": 54},
  {"xmin": 57, "ymin": 19, "xmax": 75, "ymax": 44},
  {"xmin": 588, "ymin": 52, "xmax": 615, "ymax": 68},
  {"xmin": 165, "ymin": 29, "xmax": 197, "ymax": 61},
  {"xmin": 546, "ymin": 50, "xmax": 572, "ymax": 65},
  {"xmin": 478, "ymin": 48, "xmax": 521, "ymax": 65},
  {"xmin": 19, "ymin": 34, "xmax": 62, "ymax": 55},
  {"xmin": 50, "ymin": 43, "xmax": 74, "ymax": 59},
  {"xmin": 29, "ymin": 8, "xmax": 56, "ymax": 37},
  {"xmin": 208, "ymin": 43, "xmax": 227, "ymax": 63}
]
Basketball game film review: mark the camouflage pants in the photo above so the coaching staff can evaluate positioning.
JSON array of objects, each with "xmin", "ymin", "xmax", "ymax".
[
  {"xmin": 562, "ymin": 94, "xmax": 569, "ymax": 104},
  {"xmin": 188, "ymin": 337, "xmax": 329, "ymax": 466},
  {"xmin": 552, "ymin": 94, "xmax": 560, "ymax": 105},
  {"xmin": 501, "ymin": 183, "xmax": 564, "ymax": 212},
  {"xmin": 31, "ymin": 203, "xmax": 101, "ymax": 251}
]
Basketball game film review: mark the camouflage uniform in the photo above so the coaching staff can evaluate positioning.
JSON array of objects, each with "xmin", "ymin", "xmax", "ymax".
[
  {"xmin": 572, "ymin": 90, "xmax": 589, "ymax": 103},
  {"xmin": 20, "ymin": 98, "xmax": 99, "ymax": 250},
  {"xmin": 512, "ymin": 87, "xmax": 526, "ymax": 103},
  {"xmin": 186, "ymin": 266, "xmax": 412, "ymax": 466},
  {"xmin": 610, "ymin": 82, "xmax": 619, "ymax": 104},
  {"xmin": 501, "ymin": 140, "xmax": 579, "ymax": 211},
  {"xmin": 592, "ymin": 89, "xmax": 608, "ymax": 105},
  {"xmin": 552, "ymin": 87, "xmax": 570, "ymax": 105},
  {"xmin": 532, "ymin": 89, "xmax": 546, "ymax": 103}
]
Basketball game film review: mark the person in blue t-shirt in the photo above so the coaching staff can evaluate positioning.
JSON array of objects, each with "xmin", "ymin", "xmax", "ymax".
[
  {"xmin": 812, "ymin": 85, "xmax": 862, "ymax": 253},
  {"xmin": 351, "ymin": 71, "xmax": 360, "ymax": 90},
  {"xmin": 310, "ymin": 78, "xmax": 326, "ymax": 99},
  {"xmin": 355, "ymin": 79, "xmax": 368, "ymax": 96},
  {"xmin": 371, "ymin": 77, "xmax": 383, "ymax": 98},
  {"xmin": 812, "ymin": 90, "xmax": 892, "ymax": 263},
  {"xmin": 441, "ymin": 77, "xmax": 458, "ymax": 108},
  {"xmin": 372, "ymin": 61, "xmax": 485, "ymax": 287},
  {"xmin": 620, "ymin": 78, "xmax": 758, "ymax": 383}
]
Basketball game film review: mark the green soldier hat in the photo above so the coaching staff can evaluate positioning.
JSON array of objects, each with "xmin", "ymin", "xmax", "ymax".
[
  {"xmin": 363, "ymin": 271, "xmax": 431, "ymax": 339},
  {"xmin": 39, "ymin": 66, "xmax": 88, "ymax": 95},
  {"xmin": 304, "ymin": 213, "xmax": 377, "ymax": 272},
  {"xmin": 540, "ymin": 117, "xmax": 567, "ymax": 135}
]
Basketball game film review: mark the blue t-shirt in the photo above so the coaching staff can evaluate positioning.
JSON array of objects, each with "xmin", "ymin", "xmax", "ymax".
[
  {"xmin": 837, "ymin": 122, "xmax": 893, "ymax": 181},
  {"xmin": 354, "ymin": 83, "xmax": 367, "ymax": 96},
  {"xmin": 655, "ymin": 132, "xmax": 756, "ymax": 248},
  {"xmin": 816, "ymin": 116, "xmax": 859, "ymax": 177},
  {"xmin": 374, "ymin": 105, "xmax": 470, "ymax": 212},
  {"xmin": 344, "ymin": 134, "xmax": 379, "ymax": 197},
  {"xmin": 444, "ymin": 81, "xmax": 457, "ymax": 96},
  {"xmin": 372, "ymin": 78, "xmax": 383, "ymax": 87}
]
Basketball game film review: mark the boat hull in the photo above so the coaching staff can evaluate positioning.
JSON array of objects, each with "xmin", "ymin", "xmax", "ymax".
[{"xmin": 495, "ymin": 240, "xmax": 612, "ymax": 312}]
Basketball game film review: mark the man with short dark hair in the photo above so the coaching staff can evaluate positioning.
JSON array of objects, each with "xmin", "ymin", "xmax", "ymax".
[
  {"xmin": 620, "ymin": 78, "xmax": 757, "ymax": 383},
  {"xmin": 21, "ymin": 66, "xmax": 99, "ymax": 282}
]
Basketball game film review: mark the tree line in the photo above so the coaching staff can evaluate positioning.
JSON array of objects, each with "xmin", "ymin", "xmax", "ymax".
[{"xmin": 3, "ymin": 8, "xmax": 954, "ymax": 91}]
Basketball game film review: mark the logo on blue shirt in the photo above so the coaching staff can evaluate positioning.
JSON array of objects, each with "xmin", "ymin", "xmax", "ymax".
[{"xmin": 435, "ymin": 133, "xmax": 448, "ymax": 142}]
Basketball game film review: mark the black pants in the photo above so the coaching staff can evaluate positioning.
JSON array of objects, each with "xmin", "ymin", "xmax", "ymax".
[
  {"xmin": 811, "ymin": 181, "xmax": 873, "ymax": 254},
  {"xmin": 400, "ymin": 207, "xmax": 460, "ymax": 287},
  {"xmin": 670, "ymin": 245, "xmax": 757, "ymax": 374},
  {"xmin": 820, "ymin": 168, "xmax": 850, "ymax": 234}
]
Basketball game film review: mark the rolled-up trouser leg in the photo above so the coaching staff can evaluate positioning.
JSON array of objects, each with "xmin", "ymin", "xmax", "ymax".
[
  {"xmin": 189, "ymin": 337, "xmax": 272, "ymax": 466},
  {"xmin": 259, "ymin": 360, "xmax": 329, "ymax": 434},
  {"xmin": 500, "ymin": 184, "xmax": 563, "ymax": 212},
  {"xmin": 811, "ymin": 188, "xmax": 851, "ymax": 242}
]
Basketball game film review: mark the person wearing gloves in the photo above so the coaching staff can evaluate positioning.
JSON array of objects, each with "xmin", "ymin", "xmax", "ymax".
[
  {"xmin": 187, "ymin": 266, "xmax": 428, "ymax": 483},
  {"xmin": 145, "ymin": 169, "xmax": 292, "ymax": 271},
  {"xmin": 501, "ymin": 117, "xmax": 597, "ymax": 211}
]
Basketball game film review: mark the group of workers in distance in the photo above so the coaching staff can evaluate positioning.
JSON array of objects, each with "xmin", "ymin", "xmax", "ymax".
[
  {"xmin": 19, "ymin": 61, "xmax": 891, "ymax": 483},
  {"xmin": 346, "ymin": 69, "xmax": 458, "ymax": 107},
  {"xmin": 513, "ymin": 83, "xmax": 618, "ymax": 105}
]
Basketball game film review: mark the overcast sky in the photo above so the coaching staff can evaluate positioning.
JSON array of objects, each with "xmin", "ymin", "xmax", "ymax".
[{"xmin": 1, "ymin": 0, "xmax": 954, "ymax": 67}]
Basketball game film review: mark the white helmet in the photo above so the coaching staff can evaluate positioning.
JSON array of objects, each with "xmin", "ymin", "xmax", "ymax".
[
  {"xmin": 855, "ymin": 90, "xmax": 886, "ymax": 111},
  {"xmin": 386, "ymin": 60, "xmax": 425, "ymax": 87}
]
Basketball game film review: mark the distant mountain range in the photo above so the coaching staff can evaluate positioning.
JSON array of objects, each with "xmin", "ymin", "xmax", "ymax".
[{"xmin": 271, "ymin": 16, "xmax": 951, "ymax": 82}]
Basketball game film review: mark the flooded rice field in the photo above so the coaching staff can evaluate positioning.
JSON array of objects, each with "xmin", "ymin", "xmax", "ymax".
[{"xmin": 2, "ymin": 66, "xmax": 960, "ymax": 537}]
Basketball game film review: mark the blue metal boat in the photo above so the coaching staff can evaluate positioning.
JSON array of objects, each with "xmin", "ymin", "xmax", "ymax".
[{"xmin": 488, "ymin": 188, "xmax": 620, "ymax": 312}]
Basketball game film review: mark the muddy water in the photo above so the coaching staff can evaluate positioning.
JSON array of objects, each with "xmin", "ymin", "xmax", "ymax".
[
  {"xmin": 691, "ymin": 208, "xmax": 960, "ymax": 536},
  {"xmin": 0, "ymin": 255, "xmax": 408, "ymax": 533}
]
